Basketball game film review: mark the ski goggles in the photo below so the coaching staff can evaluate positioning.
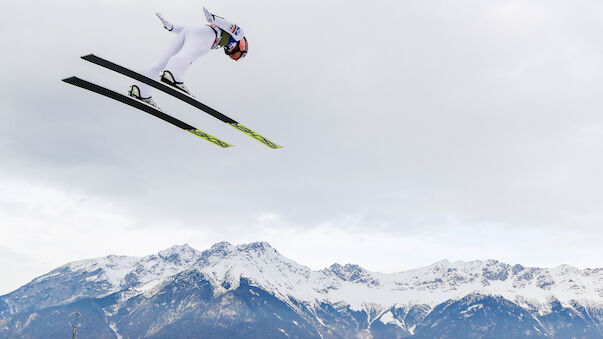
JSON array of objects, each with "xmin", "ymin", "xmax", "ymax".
[{"xmin": 225, "ymin": 37, "xmax": 248, "ymax": 61}]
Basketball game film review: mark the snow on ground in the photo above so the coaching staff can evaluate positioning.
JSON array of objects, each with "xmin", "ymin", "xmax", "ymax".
[{"xmin": 379, "ymin": 311, "xmax": 403, "ymax": 327}]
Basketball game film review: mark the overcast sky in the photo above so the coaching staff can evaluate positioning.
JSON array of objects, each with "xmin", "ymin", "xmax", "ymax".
[{"xmin": 1, "ymin": 0, "xmax": 602, "ymax": 294}]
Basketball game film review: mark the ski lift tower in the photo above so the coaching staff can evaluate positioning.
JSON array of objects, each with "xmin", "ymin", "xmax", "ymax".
[{"xmin": 68, "ymin": 312, "xmax": 81, "ymax": 339}]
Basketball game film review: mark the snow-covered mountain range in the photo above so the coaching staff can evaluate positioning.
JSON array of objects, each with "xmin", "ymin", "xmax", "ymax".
[{"xmin": 1, "ymin": 242, "xmax": 601, "ymax": 338}]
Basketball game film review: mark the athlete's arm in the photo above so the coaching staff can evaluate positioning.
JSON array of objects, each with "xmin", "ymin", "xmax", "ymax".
[
  {"xmin": 203, "ymin": 7, "xmax": 244, "ymax": 41},
  {"xmin": 155, "ymin": 12, "xmax": 184, "ymax": 33}
]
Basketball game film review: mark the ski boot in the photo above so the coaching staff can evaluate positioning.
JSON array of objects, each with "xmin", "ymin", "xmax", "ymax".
[
  {"xmin": 160, "ymin": 70, "xmax": 191, "ymax": 95},
  {"xmin": 128, "ymin": 85, "xmax": 159, "ymax": 108}
]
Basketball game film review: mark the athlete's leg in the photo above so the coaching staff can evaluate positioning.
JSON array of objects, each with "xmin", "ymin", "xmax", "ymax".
[
  {"xmin": 136, "ymin": 31, "xmax": 186, "ymax": 98},
  {"xmin": 163, "ymin": 26, "xmax": 215, "ymax": 83}
]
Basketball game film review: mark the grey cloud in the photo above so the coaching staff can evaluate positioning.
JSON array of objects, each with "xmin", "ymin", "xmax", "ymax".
[{"xmin": 1, "ymin": 0, "xmax": 602, "ymax": 263}]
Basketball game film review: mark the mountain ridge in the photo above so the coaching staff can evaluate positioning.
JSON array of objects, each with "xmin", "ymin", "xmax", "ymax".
[
  {"xmin": 3, "ymin": 242, "xmax": 602, "ymax": 313},
  {"xmin": 1, "ymin": 241, "xmax": 601, "ymax": 338}
]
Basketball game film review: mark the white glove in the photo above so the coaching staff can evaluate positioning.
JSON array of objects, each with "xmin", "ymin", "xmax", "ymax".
[
  {"xmin": 156, "ymin": 12, "xmax": 173, "ymax": 31},
  {"xmin": 203, "ymin": 7, "xmax": 215, "ymax": 23}
]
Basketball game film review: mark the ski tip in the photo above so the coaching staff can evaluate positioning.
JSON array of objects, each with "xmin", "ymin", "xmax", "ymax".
[
  {"xmin": 266, "ymin": 142, "xmax": 283, "ymax": 149},
  {"xmin": 186, "ymin": 129, "xmax": 233, "ymax": 148},
  {"xmin": 229, "ymin": 123, "xmax": 283, "ymax": 149},
  {"xmin": 262, "ymin": 142, "xmax": 283, "ymax": 149},
  {"xmin": 81, "ymin": 54, "xmax": 96, "ymax": 61}
]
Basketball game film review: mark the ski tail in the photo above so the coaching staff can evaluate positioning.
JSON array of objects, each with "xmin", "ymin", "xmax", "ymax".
[{"xmin": 61, "ymin": 77, "xmax": 232, "ymax": 148}]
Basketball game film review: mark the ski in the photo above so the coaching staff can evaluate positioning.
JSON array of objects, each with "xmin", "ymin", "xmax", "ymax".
[
  {"xmin": 81, "ymin": 54, "xmax": 282, "ymax": 149},
  {"xmin": 62, "ymin": 76, "xmax": 232, "ymax": 148}
]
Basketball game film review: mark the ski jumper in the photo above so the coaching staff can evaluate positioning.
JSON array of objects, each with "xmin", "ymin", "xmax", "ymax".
[{"xmin": 136, "ymin": 14, "xmax": 245, "ymax": 99}]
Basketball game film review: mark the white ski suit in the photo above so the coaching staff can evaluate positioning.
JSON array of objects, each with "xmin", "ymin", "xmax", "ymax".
[{"xmin": 136, "ymin": 13, "xmax": 245, "ymax": 98}]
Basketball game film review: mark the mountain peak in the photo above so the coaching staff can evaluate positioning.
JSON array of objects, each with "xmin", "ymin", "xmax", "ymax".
[
  {"xmin": 206, "ymin": 241, "xmax": 235, "ymax": 255},
  {"xmin": 158, "ymin": 244, "xmax": 199, "ymax": 259},
  {"xmin": 236, "ymin": 241, "xmax": 275, "ymax": 253},
  {"xmin": 153, "ymin": 244, "xmax": 201, "ymax": 266},
  {"xmin": 329, "ymin": 263, "xmax": 365, "ymax": 274},
  {"xmin": 327, "ymin": 263, "xmax": 380, "ymax": 286},
  {"xmin": 432, "ymin": 259, "xmax": 452, "ymax": 267},
  {"xmin": 196, "ymin": 241, "xmax": 282, "ymax": 270}
]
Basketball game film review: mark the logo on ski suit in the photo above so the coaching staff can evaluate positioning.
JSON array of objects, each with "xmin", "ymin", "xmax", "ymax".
[{"xmin": 228, "ymin": 24, "xmax": 240, "ymax": 35}]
